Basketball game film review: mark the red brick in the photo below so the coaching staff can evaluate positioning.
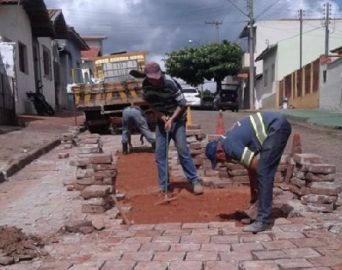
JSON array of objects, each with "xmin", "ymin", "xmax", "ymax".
[
  {"xmin": 155, "ymin": 223, "xmax": 182, "ymax": 230},
  {"xmin": 283, "ymin": 248, "xmax": 321, "ymax": 258},
  {"xmin": 293, "ymin": 153, "xmax": 322, "ymax": 165},
  {"xmin": 310, "ymin": 182, "xmax": 342, "ymax": 196},
  {"xmin": 275, "ymin": 258, "xmax": 313, "ymax": 268},
  {"xmin": 89, "ymin": 154, "xmax": 112, "ymax": 164},
  {"xmin": 102, "ymin": 260, "xmax": 136, "ymax": 270},
  {"xmin": 290, "ymin": 238, "xmax": 328, "ymax": 248},
  {"xmin": 262, "ymin": 240, "xmax": 297, "ymax": 250},
  {"xmin": 134, "ymin": 262, "xmax": 168, "ymax": 270},
  {"xmin": 231, "ymin": 242, "xmax": 264, "ymax": 252},
  {"xmin": 306, "ymin": 164, "xmax": 336, "ymax": 174},
  {"xmin": 124, "ymin": 237, "xmax": 152, "ymax": 244},
  {"xmin": 252, "ymin": 250, "xmax": 287, "ymax": 260},
  {"xmin": 239, "ymin": 234, "xmax": 272, "ymax": 243},
  {"xmin": 306, "ymin": 202, "xmax": 334, "ymax": 213},
  {"xmin": 302, "ymin": 194, "xmax": 337, "ymax": 204},
  {"xmin": 129, "ymin": 224, "xmax": 155, "ymax": 231},
  {"xmin": 238, "ymin": 260, "xmax": 280, "ymax": 270},
  {"xmin": 80, "ymin": 185, "xmax": 112, "ymax": 199},
  {"xmin": 153, "ymin": 236, "xmax": 180, "ymax": 243},
  {"xmin": 290, "ymin": 177, "xmax": 307, "ymax": 187},
  {"xmin": 201, "ymin": 244, "xmax": 230, "ymax": 252},
  {"xmin": 169, "ymin": 261, "xmax": 203, "ymax": 270},
  {"xmin": 182, "ymin": 223, "xmax": 209, "ymax": 229},
  {"xmin": 228, "ymin": 169, "xmax": 248, "ymax": 176},
  {"xmin": 153, "ymin": 251, "xmax": 185, "ymax": 261},
  {"xmin": 309, "ymin": 256, "xmax": 342, "ymax": 267},
  {"xmin": 122, "ymin": 251, "xmax": 153, "ymax": 262},
  {"xmin": 210, "ymin": 235, "xmax": 239, "ymax": 244},
  {"xmin": 273, "ymin": 231, "xmax": 305, "ymax": 240},
  {"xmin": 140, "ymin": 242, "xmax": 170, "ymax": 252},
  {"xmin": 185, "ymin": 251, "xmax": 218, "ymax": 261},
  {"xmin": 135, "ymin": 230, "xmax": 163, "ymax": 237},
  {"xmin": 170, "ymin": 243, "xmax": 200, "ymax": 252},
  {"xmin": 163, "ymin": 229, "xmax": 192, "ymax": 236},
  {"xmin": 306, "ymin": 172, "xmax": 335, "ymax": 182},
  {"xmin": 181, "ymin": 235, "xmax": 210, "ymax": 244},
  {"xmin": 219, "ymin": 251, "xmax": 253, "ymax": 261},
  {"xmin": 205, "ymin": 261, "xmax": 238, "ymax": 270},
  {"xmin": 191, "ymin": 229, "xmax": 218, "ymax": 236},
  {"xmin": 111, "ymin": 243, "xmax": 141, "ymax": 252}
]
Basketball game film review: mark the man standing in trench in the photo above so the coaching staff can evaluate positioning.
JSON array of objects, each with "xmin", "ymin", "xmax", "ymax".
[
  {"xmin": 205, "ymin": 111, "xmax": 291, "ymax": 232},
  {"xmin": 142, "ymin": 62, "xmax": 203, "ymax": 195}
]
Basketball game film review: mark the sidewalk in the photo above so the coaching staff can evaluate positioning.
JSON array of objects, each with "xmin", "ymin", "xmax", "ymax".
[
  {"xmin": 280, "ymin": 109, "xmax": 342, "ymax": 129},
  {"xmin": 0, "ymin": 112, "xmax": 83, "ymax": 182}
]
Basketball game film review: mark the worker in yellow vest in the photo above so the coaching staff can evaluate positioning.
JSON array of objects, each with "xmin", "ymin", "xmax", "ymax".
[{"xmin": 205, "ymin": 112, "xmax": 291, "ymax": 233}]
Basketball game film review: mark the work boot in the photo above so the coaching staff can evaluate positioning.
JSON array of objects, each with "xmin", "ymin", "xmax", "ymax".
[
  {"xmin": 122, "ymin": 143, "xmax": 128, "ymax": 154},
  {"xmin": 242, "ymin": 221, "xmax": 271, "ymax": 233},
  {"xmin": 193, "ymin": 182, "xmax": 204, "ymax": 195}
]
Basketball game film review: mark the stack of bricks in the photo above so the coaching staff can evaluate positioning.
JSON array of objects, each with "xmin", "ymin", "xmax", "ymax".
[
  {"xmin": 72, "ymin": 134, "xmax": 116, "ymax": 214},
  {"xmin": 289, "ymin": 153, "xmax": 342, "ymax": 213},
  {"xmin": 60, "ymin": 127, "xmax": 80, "ymax": 149}
]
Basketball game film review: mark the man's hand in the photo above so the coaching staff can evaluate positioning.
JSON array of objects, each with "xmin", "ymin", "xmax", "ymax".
[{"xmin": 165, "ymin": 118, "xmax": 173, "ymax": 132}]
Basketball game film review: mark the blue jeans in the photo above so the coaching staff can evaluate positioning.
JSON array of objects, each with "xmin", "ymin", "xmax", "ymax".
[
  {"xmin": 155, "ymin": 119, "xmax": 198, "ymax": 190},
  {"xmin": 256, "ymin": 117, "xmax": 291, "ymax": 224},
  {"xmin": 121, "ymin": 107, "xmax": 155, "ymax": 145}
]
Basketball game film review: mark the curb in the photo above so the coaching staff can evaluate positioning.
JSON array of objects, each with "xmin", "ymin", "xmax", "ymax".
[{"xmin": 0, "ymin": 139, "xmax": 61, "ymax": 183}]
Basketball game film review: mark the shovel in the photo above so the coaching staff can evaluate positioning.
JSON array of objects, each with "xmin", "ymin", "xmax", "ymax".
[{"xmin": 155, "ymin": 130, "xmax": 177, "ymax": 206}]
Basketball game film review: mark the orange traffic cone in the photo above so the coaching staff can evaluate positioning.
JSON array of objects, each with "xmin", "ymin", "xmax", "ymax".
[
  {"xmin": 186, "ymin": 106, "xmax": 192, "ymax": 129},
  {"xmin": 215, "ymin": 110, "xmax": 225, "ymax": 135},
  {"xmin": 291, "ymin": 133, "xmax": 302, "ymax": 156}
]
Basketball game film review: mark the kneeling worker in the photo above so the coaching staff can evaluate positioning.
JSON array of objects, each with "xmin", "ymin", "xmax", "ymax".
[
  {"xmin": 205, "ymin": 112, "xmax": 291, "ymax": 232},
  {"xmin": 121, "ymin": 104, "xmax": 155, "ymax": 154}
]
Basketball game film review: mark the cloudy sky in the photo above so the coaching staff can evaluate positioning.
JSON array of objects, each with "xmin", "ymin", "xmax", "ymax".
[{"xmin": 45, "ymin": 0, "xmax": 342, "ymax": 62}]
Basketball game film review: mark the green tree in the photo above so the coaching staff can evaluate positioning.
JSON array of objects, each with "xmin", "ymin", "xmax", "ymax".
[{"xmin": 165, "ymin": 40, "xmax": 243, "ymax": 93}]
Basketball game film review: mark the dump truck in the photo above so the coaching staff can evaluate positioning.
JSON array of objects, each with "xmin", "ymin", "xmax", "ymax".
[{"xmin": 72, "ymin": 51, "xmax": 157, "ymax": 133}]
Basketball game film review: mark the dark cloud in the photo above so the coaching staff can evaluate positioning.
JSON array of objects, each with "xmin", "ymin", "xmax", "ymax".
[{"xmin": 45, "ymin": 0, "xmax": 342, "ymax": 59}]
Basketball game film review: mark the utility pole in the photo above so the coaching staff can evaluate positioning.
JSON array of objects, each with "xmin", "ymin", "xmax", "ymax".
[
  {"xmin": 299, "ymin": 9, "xmax": 304, "ymax": 69},
  {"xmin": 205, "ymin": 21, "xmax": 223, "ymax": 43},
  {"xmin": 324, "ymin": 2, "xmax": 331, "ymax": 56},
  {"xmin": 247, "ymin": 0, "xmax": 255, "ymax": 110}
]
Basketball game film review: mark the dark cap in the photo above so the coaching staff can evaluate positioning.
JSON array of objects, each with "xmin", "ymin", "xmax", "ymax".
[
  {"xmin": 144, "ymin": 62, "xmax": 162, "ymax": 80},
  {"xmin": 205, "ymin": 140, "xmax": 219, "ymax": 169}
]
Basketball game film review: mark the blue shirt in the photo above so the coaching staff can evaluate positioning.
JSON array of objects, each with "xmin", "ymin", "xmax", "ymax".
[{"xmin": 219, "ymin": 112, "xmax": 286, "ymax": 167}]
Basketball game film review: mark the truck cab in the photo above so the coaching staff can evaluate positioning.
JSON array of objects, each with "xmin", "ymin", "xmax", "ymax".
[{"xmin": 214, "ymin": 83, "xmax": 239, "ymax": 112}]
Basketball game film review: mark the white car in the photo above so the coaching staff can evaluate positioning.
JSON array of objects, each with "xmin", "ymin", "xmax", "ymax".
[{"xmin": 182, "ymin": 88, "xmax": 201, "ymax": 107}]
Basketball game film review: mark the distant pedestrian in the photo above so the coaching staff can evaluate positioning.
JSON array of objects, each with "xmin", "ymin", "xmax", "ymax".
[
  {"xmin": 142, "ymin": 62, "xmax": 203, "ymax": 195},
  {"xmin": 205, "ymin": 112, "xmax": 291, "ymax": 232},
  {"xmin": 121, "ymin": 103, "xmax": 155, "ymax": 154}
]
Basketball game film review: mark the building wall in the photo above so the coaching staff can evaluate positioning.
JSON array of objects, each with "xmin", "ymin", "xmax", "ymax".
[
  {"xmin": 0, "ymin": 6, "xmax": 36, "ymax": 114},
  {"xmin": 38, "ymin": 37, "xmax": 55, "ymax": 109},
  {"xmin": 320, "ymin": 58, "xmax": 342, "ymax": 111}
]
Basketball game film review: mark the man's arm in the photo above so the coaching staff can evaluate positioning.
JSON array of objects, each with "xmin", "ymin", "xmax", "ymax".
[{"xmin": 165, "ymin": 105, "xmax": 186, "ymax": 131}]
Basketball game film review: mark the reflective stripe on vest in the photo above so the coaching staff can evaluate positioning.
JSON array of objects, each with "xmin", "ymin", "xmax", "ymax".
[
  {"xmin": 240, "ymin": 147, "xmax": 255, "ymax": 167},
  {"xmin": 249, "ymin": 112, "xmax": 267, "ymax": 145}
]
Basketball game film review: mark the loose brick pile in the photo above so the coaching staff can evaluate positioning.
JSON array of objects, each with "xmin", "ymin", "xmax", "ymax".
[
  {"xmin": 60, "ymin": 127, "xmax": 80, "ymax": 149},
  {"xmin": 289, "ymin": 153, "xmax": 342, "ymax": 213},
  {"xmin": 69, "ymin": 134, "xmax": 117, "ymax": 214}
]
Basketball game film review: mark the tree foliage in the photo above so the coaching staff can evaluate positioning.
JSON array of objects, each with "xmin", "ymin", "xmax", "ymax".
[{"xmin": 165, "ymin": 40, "xmax": 243, "ymax": 92}]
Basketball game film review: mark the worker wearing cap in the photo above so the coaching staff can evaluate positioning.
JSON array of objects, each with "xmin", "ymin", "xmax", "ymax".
[
  {"xmin": 121, "ymin": 103, "xmax": 155, "ymax": 154},
  {"xmin": 205, "ymin": 112, "xmax": 291, "ymax": 232},
  {"xmin": 142, "ymin": 62, "xmax": 203, "ymax": 195}
]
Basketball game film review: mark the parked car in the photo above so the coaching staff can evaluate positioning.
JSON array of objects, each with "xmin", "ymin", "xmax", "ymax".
[
  {"xmin": 214, "ymin": 84, "xmax": 239, "ymax": 112},
  {"xmin": 182, "ymin": 87, "xmax": 201, "ymax": 107},
  {"xmin": 201, "ymin": 90, "xmax": 214, "ymax": 110}
]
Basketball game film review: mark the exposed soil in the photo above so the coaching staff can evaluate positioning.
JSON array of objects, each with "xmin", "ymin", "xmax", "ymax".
[
  {"xmin": 116, "ymin": 152, "xmax": 252, "ymax": 224},
  {"xmin": 0, "ymin": 226, "xmax": 45, "ymax": 265}
]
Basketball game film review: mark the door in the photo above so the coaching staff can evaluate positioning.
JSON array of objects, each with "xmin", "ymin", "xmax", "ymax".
[{"xmin": 0, "ymin": 42, "xmax": 16, "ymax": 125}]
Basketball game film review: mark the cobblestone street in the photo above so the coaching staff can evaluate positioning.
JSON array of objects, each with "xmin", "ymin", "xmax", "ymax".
[{"xmin": 0, "ymin": 110, "xmax": 341, "ymax": 270}]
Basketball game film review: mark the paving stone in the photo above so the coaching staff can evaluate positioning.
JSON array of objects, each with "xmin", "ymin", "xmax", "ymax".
[
  {"xmin": 275, "ymin": 258, "xmax": 314, "ymax": 269},
  {"xmin": 211, "ymin": 235, "xmax": 239, "ymax": 244},
  {"xmin": 205, "ymin": 261, "xmax": 239, "ymax": 270},
  {"xmin": 140, "ymin": 242, "xmax": 170, "ymax": 252},
  {"xmin": 306, "ymin": 172, "xmax": 335, "ymax": 182},
  {"xmin": 186, "ymin": 251, "xmax": 218, "ymax": 261},
  {"xmin": 310, "ymin": 182, "xmax": 342, "ymax": 196},
  {"xmin": 64, "ymin": 219, "xmax": 92, "ymax": 233},
  {"xmin": 239, "ymin": 234, "xmax": 273, "ymax": 243},
  {"xmin": 169, "ymin": 261, "xmax": 203, "ymax": 270},
  {"xmin": 290, "ymin": 177, "xmax": 307, "ymax": 187},
  {"xmin": 201, "ymin": 243, "xmax": 231, "ymax": 252},
  {"xmin": 68, "ymin": 261, "xmax": 105, "ymax": 270},
  {"xmin": 273, "ymin": 230, "xmax": 305, "ymax": 240},
  {"xmin": 283, "ymin": 248, "xmax": 321, "ymax": 258},
  {"xmin": 124, "ymin": 237, "xmax": 152, "ymax": 244},
  {"xmin": 220, "ymin": 251, "xmax": 253, "ymax": 261},
  {"xmin": 306, "ymin": 202, "xmax": 334, "ymax": 213},
  {"xmin": 135, "ymin": 230, "xmax": 163, "ymax": 237},
  {"xmin": 111, "ymin": 243, "xmax": 141, "ymax": 251},
  {"xmin": 88, "ymin": 154, "xmax": 112, "ymax": 164},
  {"xmin": 290, "ymin": 238, "xmax": 328, "ymax": 248},
  {"xmin": 302, "ymin": 194, "xmax": 338, "ymax": 204},
  {"xmin": 170, "ymin": 243, "xmax": 201, "ymax": 252},
  {"xmin": 129, "ymin": 224, "xmax": 155, "ymax": 231},
  {"xmin": 293, "ymin": 153, "xmax": 322, "ymax": 165},
  {"xmin": 309, "ymin": 256, "xmax": 342, "ymax": 267},
  {"xmin": 101, "ymin": 260, "xmax": 136, "ymax": 270},
  {"xmin": 81, "ymin": 185, "xmax": 112, "ymax": 199},
  {"xmin": 134, "ymin": 261, "xmax": 168, "ymax": 270},
  {"xmin": 122, "ymin": 251, "xmax": 154, "ymax": 262},
  {"xmin": 153, "ymin": 251, "xmax": 185, "ymax": 261},
  {"xmin": 238, "ymin": 260, "xmax": 280, "ymax": 270},
  {"xmin": 251, "ymin": 250, "xmax": 288, "ymax": 260},
  {"xmin": 208, "ymin": 221, "xmax": 237, "ymax": 228},
  {"xmin": 163, "ymin": 229, "xmax": 192, "ymax": 236},
  {"xmin": 181, "ymin": 235, "xmax": 210, "ymax": 244},
  {"xmin": 277, "ymin": 223, "xmax": 311, "ymax": 232},
  {"xmin": 155, "ymin": 223, "xmax": 182, "ymax": 230},
  {"xmin": 231, "ymin": 242, "xmax": 264, "ymax": 252},
  {"xmin": 191, "ymin": 228, "xmax": 218, "ymax": 236},
  {"xmin": 153, "ymin": 236, "xmax": 181, "ymax": 243},
  {"xmin": 306, "ymin": 164, "xmax": 336, "ymax": 174},
  {"xmin": 39, "ymin": 261, "xmax": 74, "ymax": 270},
  {"xmin": 262, "ymin": 240, "xmax": 297, "ymax": 250}
]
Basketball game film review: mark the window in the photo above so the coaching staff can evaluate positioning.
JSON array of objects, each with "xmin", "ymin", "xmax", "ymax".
[
  {"xmin": 18, "ymin": 42, "xmax": 28, "ymax": 74},
  {"xmin": 271, "ymin": 63, "xmax": 275, "ymax": 82},
  {"xmin": 43, "ymin": 46, "xmax": 52, "ymax": 80},
  {"xmin": 264, "ymin": 69, "xmax": 268, "ymax": 87}
]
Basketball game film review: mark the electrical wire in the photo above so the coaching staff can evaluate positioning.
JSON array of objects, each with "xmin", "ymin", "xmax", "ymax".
[
  {"xmin": 225, "ymin": 0, "xmax": 248, "ymax": 17},
  {"xmin": 255, "ymin": 0, "xmax": 283, "ymax": 19}
]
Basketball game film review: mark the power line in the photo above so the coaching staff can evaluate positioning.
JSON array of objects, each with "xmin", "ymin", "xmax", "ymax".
[
  {"xmin": 205, "ymin": 21, "xmax": 223, "ymax": 42},
  {"xmin": 225, "ymin": 0, "xmax": 248, "ymax": 17},
  {"xmin": 255, "ymin": 0, "xmax": 282, "ymax": 19}
]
